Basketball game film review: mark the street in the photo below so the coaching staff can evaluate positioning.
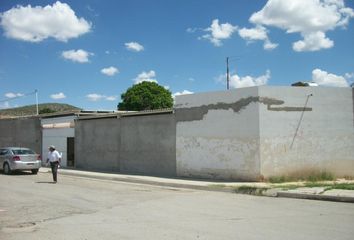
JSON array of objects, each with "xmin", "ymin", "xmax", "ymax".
[{"xmin": 1, "ymin": 172, "xmax": 354, "ymax": 240}]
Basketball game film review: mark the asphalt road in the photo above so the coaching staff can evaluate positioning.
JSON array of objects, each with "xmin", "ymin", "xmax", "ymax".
[{"xmin": 1, "ymin": 172, "xmax": 354, "ymax": 240}]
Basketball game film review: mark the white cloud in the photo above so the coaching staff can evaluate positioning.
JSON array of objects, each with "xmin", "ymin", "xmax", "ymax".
[
  {"xmin": 173, "ymin": 90, "xmax": 194, "ymax": 98},
  {"xmin": 0, "ymin": 1, "xmax": 91, "ymax": 42},
  {"xmin": 62, "ymin": 49, "xmax": 93, "ymax": 63},
  {"xmin": 134, "ymin": 70, "xmax": 157, "ymax": 84},
  {"xmin": 101, "ymin": 66, "xmax": 119, "ymax": 76},
  {"xmin": 345, "ymin": 72, "xmax": 354, "ymax": 79},
  {"xmin": 125, "ymin": 42, "xmax": 144, "ymax": 52},
  {"xmin": 86, "ymin": 94, "xmax": 103, "ymax": 101},
  {"xmin": 218, "ymin": 70, "xmax": 271, "ymax": 88},
  {"xmin": 249, "ymin": 0, "xmax": 354, "ymax": 52},
  {"xmin": 238, "ymin": 25, "xmax": 277, "ymax": 50},
  {"xmin": 293, "ymin": 31, "xmax": 333, "ymax": 52},
  {"xmin": 312, "ymin": 68, "xmax": 349, "ymax": 87},
  {"xmin": 202, "ymin": 19, "xmax": 237, "ymax": 46},
  {"xmin": 105, "ymin": 96, "xmax": 117, "ymax": 101},
  {"xmin": 86, "ymin": 93, "xmax": 117, "ymax": 101},
  {"xmin": 186, "ymin": 27, "xmax": 197, "ymax": 33},
  {"xmin": 50, "ymin": 92, "xmax": 66, "ymax": 100},
  {"xmin": 5, "ymin": 92, "xmax": 24, "ymax": 98}
]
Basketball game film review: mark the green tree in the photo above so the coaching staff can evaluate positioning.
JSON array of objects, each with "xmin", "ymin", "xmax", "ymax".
[
  {"xmin": 39, "ymin": 107, "xmax": 56, "ymax": 114},
  {"xmin": 118, "ymin": 82, "xmax": 173, "ymax": 111}
]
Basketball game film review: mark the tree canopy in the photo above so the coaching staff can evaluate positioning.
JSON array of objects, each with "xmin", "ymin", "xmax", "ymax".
[{"xmin": 117, "ymin": 81, "xmax": 173, "ymax": 111}]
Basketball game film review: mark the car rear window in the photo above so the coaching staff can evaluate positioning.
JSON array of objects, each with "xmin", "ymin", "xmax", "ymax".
[{"xmin": 12, "ymin": 149, "xmax": 35, "ymax": 155}]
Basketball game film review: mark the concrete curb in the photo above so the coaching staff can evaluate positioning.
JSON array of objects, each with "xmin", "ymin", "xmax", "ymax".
[
  {"xmin": 277, "ymin": 191, "xmax": 354, "ymax": 203},
  {"xmin": 40, "ymin": 168, "xmax": 354, "ymax": 203},
  {"xmin": 42, "ymin": 168, "xmax": 235, "ymax": 193}
]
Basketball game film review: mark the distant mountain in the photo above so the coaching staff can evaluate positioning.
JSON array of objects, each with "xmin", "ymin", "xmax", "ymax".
[{"xmin": 0, "ymin": 103, "xmax": 81, "ymax": 118}]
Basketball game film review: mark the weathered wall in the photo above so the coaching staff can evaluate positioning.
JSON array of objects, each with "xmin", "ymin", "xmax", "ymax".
[
  {"xmin": 259, "ymin": 86, "xmax": 354, "ymax": 178},
  {"xmin": 120, "ymin": 113, "xmax": 176, "ymax": 177},
  {"xmin": 175, "ymin": 88, "xmax": 261, "ymax": 181},
  {"xmin": 75, "ymin": 118, "xmax": 120, "ymax": 172},
  {"xmin": 0, "ymin": 117, "xmax": 41, "ymax": 153}
]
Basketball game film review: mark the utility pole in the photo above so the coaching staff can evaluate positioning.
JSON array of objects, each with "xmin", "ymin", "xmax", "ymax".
[
  {"xmin": 35, "ymin": 89, "xmax": 39, "ymax": 115},
  {"xmin": 226, "ymin": 57, "xmax": 230, "ymax": 90}
]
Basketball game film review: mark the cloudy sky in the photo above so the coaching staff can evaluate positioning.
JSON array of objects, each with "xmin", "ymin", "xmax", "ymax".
[{"xmin": 0, "ymin": 0, "xmax": 353, "ymax": 110}]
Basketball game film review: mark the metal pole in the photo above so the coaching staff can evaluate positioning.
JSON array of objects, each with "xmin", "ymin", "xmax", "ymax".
[
  {"xmin": 35, "ymin": 89, "xmax": 39, "ymax": 115},
  {"xmin": 226, "ymin": 57, "xmax": 229, "ymax": 90}
]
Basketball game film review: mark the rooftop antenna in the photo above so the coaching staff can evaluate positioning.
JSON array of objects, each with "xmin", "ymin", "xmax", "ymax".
[{"xmin": 226, "ymin": 57, "xmax": 230, "ymax": 90}]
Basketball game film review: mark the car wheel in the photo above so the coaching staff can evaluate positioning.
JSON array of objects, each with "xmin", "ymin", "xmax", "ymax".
[
  {"xmin": 31, "ymin": 169, "xmax": 39, "ymax": 175},
  {"xmin": 3, "ymin": 163, "xmax": 11, "ymax": 175}
]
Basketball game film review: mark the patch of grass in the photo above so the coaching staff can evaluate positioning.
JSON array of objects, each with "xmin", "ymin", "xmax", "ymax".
[
  {"xmin": 208, "ymin": 184, "xmax": 227, "ymax": 189},
  {"xmin": 306, "ymin": 171, "xmax": 335, "ymax": 182},
  {"xmin": 343, "ymin": 176, "xmax": 354, "ymax": 180},
  {"xmin": 299, "ymin": 182, "xmax": 354, "ymax": 191},
  {"xmin": 330, "ymin": 183, "xmax": 354, "ymax": 190},
  {"xmin": 268, "ymin": 171, "xmax": 335, "ymax": 183}
]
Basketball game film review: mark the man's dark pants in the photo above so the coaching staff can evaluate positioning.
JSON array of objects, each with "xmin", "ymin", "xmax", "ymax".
[{"xmin": 50, "ymin": 162, "xmax": 59, "ymax": 182}]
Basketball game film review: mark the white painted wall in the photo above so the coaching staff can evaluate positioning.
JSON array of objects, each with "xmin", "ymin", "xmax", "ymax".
[
  {"xmin": 41, "ymin": 116, "xmax": 76, "ymax": 167},
  {"xmin": 175, "ymin": 86, "xmax": 354, "ymax": 180},
  {"xmin": 259, "ymin": 86, "xmax": 354, "ymax": 178},
  {"xmin": 175, "ymin": 88, "xmax": 261, "ymax": 180}
]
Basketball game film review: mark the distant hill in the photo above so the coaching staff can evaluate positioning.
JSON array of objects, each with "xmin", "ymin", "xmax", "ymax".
[{"xmin": 0, "ymin": 103, "xmax": 81, "ymax": 118}]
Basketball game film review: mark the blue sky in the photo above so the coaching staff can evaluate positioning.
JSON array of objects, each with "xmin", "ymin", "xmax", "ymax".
[{"xmin": 1, "ymin": 0, "xmax": 354, "ymax": 110}]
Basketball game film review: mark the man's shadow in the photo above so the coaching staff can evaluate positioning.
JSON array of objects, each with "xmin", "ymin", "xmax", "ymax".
[{"xmin": 36, "ymin": 181, "xmax": 56, "ymax": 184}]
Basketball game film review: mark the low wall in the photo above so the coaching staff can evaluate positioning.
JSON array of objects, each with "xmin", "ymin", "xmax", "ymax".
[
  {"xmin": 75, "ymin": 118, "xmax": 120, "ymax": 172},
  {"xmin": 0, "ymin": 117, "xmax": 41, "ymax": 153}
]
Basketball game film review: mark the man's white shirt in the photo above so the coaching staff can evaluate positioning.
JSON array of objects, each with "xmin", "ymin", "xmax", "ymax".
[{"xmin": 47, "ymin": 150, "xmax": 61, "ymax": 162}]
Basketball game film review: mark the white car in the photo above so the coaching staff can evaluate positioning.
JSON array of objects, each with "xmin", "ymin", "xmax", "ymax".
[{"xmin": 0, "ymin": 147, "xmax": 41, "ymax": 174}]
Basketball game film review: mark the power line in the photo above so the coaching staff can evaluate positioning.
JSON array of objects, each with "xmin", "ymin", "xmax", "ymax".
[{"xmin": 0, "ymin": 90, "xmax": 37, "ymax": 103}]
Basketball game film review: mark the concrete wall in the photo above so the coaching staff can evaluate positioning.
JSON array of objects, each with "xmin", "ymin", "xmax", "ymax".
[
  {"xmin": 259, "ymin": 86, "xmax": 354, "ymax": 178},
  {"xmin": 42, "ymin": 116, "xmax": 75, "ymax": 167},
  {"xmin": 175, "ymin": 88, "xmax": 261, "ymax": 181},
  {"xmin": 75, "ymin": 118, "xmax": 120, "ymax": 172},
  {"xmin": 120, "ymin": 113, "xmax": 176, "ymax": 177},
  {"xmin": 0, "ymin": 117, "xmax": 41, "ymax": 153},
  {"xmin": 75, "ymin": 113, "xmax": 176, "ymax": 176}
]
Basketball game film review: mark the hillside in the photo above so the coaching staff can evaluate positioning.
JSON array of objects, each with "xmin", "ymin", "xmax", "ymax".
[{"xmin": 0, "ymin": 103, "xmax": 81, "ymax": 118}]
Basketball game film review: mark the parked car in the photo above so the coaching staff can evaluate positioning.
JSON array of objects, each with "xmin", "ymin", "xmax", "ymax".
[{"xmin": 0, "ymin": 147, "xmax": 41, "ymax": 175}]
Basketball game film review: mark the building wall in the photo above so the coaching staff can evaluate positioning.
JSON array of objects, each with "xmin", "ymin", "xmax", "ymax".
[
  {"xmin": 120, "ymin": 113, "xmax": 176, "ymax": 177},
  {"xmin": 75, "ymin": 118, "xmax": 120, "ymax": 172},
  {"xmin": 175, "ymin": 88, "xmax": 261, "ymax": 181},
  {"xmin": 0, "ymin": 117, "xmax": 41, "ymax": 153},
  {"xmin": 259, "ymin": 86, "xmax": 354, "ymax": 178},
  {"xmin": 41, "ymin": 116, "xmax": 75, "ymax": 167}
]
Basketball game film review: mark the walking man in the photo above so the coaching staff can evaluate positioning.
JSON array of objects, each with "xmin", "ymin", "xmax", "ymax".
[{"xmin": 46, "ymin": 145, "xmax": 61, "ymax": 183}]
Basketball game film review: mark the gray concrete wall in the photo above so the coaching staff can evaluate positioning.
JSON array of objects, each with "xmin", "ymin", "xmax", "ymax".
[
  {"xmin": 0, "ymin": 117, "xmax": 41, "ymax": 153},
  {"xmin": 120, "ymin": 113, "xmax": 176, "ymax": 177},
  {"xmin": 75, "ymin": 118, "xmax": 120, "ymax": 172},
  {"xmin": 259, "ymin": 86, "xmax": 354, "ymax": 178},
  {"xmin": 175, "ymin": 88, "xmax": 261, "ymax": 181}
]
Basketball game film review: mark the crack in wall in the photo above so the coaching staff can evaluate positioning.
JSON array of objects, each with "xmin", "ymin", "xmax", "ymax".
[{"xmin": 175, "ymin": 96, "xmax": 312, "ymax": 122}]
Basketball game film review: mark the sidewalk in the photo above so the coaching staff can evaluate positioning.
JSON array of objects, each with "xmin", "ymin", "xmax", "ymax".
[{"xmin": 39, "ymin": 167, "xmax": 354, "ymax": 203}]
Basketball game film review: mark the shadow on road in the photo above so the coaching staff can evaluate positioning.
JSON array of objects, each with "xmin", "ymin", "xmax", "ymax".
[
  {"xmin": 36, "ymin": 181, "xmax": 56, "ymax": 184},
  {"xmin": 1, "ymin": 171, "xmax": 33, "ymax": 175}
]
